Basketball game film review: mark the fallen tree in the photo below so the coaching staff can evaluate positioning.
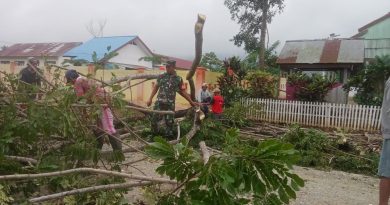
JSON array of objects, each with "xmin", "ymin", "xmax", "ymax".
[
  {"xmin": 0, "ymin": 14, "xmax": 305, "ymax": 205},
  {"xmin": 0, "ymin": 14, "xmax": 209, "ymax": 204}
]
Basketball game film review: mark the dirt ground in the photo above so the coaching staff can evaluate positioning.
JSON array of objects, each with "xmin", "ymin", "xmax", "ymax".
[
  {"xmin": 121, "ymin": 151, "xmax": 379, "ymax": 205},
  {"xmin": 291, "ymin": 166, "xmax": 378, "ymax": 205}
]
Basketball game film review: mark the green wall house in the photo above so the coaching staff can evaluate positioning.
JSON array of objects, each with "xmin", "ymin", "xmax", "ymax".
[{"xmin": 352, "ymin": 12, "xmax": 390, "ymax": 59}]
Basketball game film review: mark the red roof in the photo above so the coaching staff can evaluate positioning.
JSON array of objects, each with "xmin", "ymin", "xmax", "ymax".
[
  {"xmin": 166, "ymin": 56, "xmax": 192, "ymax": 70},
  {"xmin": 155, "ymin": 54, "xmax": 193, "ymax": 70},
  {"xmin": 0, "ymin": 42, "xmax": 81, "ymax": 57},
  {"xmin": 358, "ymin": 12, "xmax": 390, "ymax": 32}
]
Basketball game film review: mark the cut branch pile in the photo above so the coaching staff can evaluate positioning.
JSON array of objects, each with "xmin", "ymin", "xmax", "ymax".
[{"xmin": 239, "ymin": 122, "xmax": 383, "ymax": 152}]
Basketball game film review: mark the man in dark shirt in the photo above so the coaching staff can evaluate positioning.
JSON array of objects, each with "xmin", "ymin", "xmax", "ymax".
[{"xmin": 19, "ymin": 57, "xmax": 42, "ymax": 99}]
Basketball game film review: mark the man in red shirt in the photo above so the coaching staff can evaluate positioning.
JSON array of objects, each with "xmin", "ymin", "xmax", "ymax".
[{"xmin": 210, "ymin": 88, "xmax": 224, "ymax": 119}]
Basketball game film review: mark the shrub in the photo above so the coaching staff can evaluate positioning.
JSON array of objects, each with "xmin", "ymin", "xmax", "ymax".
[
  {"xmin": 282, "ymin": 125, "xmax": 379, "ymax": 175},
  {"xmin": 287, "ymin": 72, "xmax": 334, "ymax": 102},
  {"xmin": 246, "ymin": 70, "xmax": 278, "ymax": 98},
  {"xmin": 217, "ymin": 57, "xmax": 248, "ymax": 106}
]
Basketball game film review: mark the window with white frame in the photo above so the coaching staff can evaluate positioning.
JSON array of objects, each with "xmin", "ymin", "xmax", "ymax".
[{"xmin": 16, "ymin": 61, "xmax": 25, "ymax": 66}]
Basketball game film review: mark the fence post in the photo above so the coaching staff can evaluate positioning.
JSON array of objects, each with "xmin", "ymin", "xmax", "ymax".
[
  {"xmin": 377, "ymin": 106, "xmax": 382, "ymax": 130},
  {"xmin": 325, "ymin": 103, "xmax": 330, "ymax": 127}
]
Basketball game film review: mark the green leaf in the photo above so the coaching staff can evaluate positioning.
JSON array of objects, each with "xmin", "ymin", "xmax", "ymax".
[
  {"xmin": 278, "ymin": 187, "xmax": 289, "ymax": 204},
  {"xmin": 286, "ymin": 173, "xmax": 305, "ymax": 187},
  {"xmin": 145, "ymin": 137, "xmax": 174, "ymax": 159},
  {"xmin": 268, "ymin": 193, "xmax": 283, "ymax": 205},
  {"xmin": 282, "ymin": 182, "xmax": 297, "ymax": 199},
  {"xmin": 251, "ymin": 172, "xmax": 266, "ymax": 195},
  {"xmin": 291, "ymin": 180, "xmax": 300, "ymax": 191}
]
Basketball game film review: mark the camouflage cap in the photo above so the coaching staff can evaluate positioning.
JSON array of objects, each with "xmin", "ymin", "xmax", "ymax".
[{"xmin": 165, "ymin": 60, "xmax": 176, "ymax": 68}]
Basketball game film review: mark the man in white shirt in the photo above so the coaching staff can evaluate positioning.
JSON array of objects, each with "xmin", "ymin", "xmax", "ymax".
[{"xmin": 199, "ymin": 83, "xmax": 211, "ymax": 117}]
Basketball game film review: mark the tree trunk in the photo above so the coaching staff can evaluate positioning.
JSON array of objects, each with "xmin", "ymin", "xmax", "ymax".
[
  {"xmin": 186, "ymin": 14, "xmax": 206, "ymax": 101},
  {"xmin": 258, "ymin": 3, "xmax": 268, "ymax": 70}
]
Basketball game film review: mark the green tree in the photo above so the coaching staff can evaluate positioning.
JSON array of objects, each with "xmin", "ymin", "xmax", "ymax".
[
  {"xmin": 242, "ymin": 40, "xmax": 280, "ymax": 70},
  {"xmin": 224, "ymin": 0, "xmax": 285, "ymax": 69},
  {"xmin": 0, "ymin": 72, "xmax": 127, "ymax": 203},
  {"xmin": 199, "ymin": 52, "xmax": 224, "ymax": 72},
  {"xmin": 344, "ymin": 55, "xmax": 390, "ymax": 106}
]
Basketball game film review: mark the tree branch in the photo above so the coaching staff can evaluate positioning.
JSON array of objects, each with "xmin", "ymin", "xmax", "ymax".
[
  {"xmin": 101, "ymin": 138, "xmax": 186, "ymax": 155},
  {"xmin": 29, "ymin": 181, "xmax": 153, "ymax": 203},
  {"xmin": 199, "ymin": 141, "xmax": 210, "ymax": 165},
  {"xmin": 13, "ymin": 103, "xmax": 175, "ymax": 115},
  {"xmin": 185, "ymin": 110, "xmax": 200, "ymax": 141},
  {"xmin": 93, "ymin": 126, "xmax": 148, "ymax": 155},
  {"xmin": 0, "ymin": 167, "xmax": 176, "ymax": 184},
  {"xmin": 106, "ymin": 73, "xmax": 160, "ymax": 85},
  {"xmin": 50, "ymin": 65, "xmax": 109, "ymax": 87},
  {"xmin": 112, "ymin": 79, "xmax": 150, "ymax": 94},
  {"xmin": 0, "ymin": 98, "xmax": 28, "ymax": 118},
  {"xmin": 4, "ymin": 155, "xmax": 37, "ymax": 165}
]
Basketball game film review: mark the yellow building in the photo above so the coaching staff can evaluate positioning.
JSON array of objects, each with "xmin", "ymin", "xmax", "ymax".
[{"xmin": 0, "ymin": 64, "xmax": 221, "ymax": 109}]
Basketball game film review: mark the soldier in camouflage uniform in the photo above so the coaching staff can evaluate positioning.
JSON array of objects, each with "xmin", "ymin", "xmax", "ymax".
[{"xmin": 146, "ymin": 60, "xmax": 196, "ymax": 139}]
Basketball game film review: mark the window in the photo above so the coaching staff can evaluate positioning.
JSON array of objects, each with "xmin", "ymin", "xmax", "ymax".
[
  {"xmin": 46, "ymin": 61, "xmax": 56, "ymax": 65},
  {"xmin": 16, "ymin": 61, "xmax": 25, "ymax": 66},
  {"xmin": 0, "ymin": 61, "xmax": 10, "ymax": 64}
]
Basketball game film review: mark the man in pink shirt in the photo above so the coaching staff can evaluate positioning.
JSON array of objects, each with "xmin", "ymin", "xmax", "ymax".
[{"xmin": 65, "ymin": 69, "xmax": 122, "ymax": 151}]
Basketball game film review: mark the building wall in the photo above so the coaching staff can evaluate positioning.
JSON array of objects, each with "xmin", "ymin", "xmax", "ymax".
[
  {"xmin": 0, "ymin": 64, "xmax": 221, "ymax": 109},
  {"xmin": 109, "ymin": 41, "xmax": 153, "ymax": 68},
  {"xmin": 359, "ymin": 18, "xmax": 390, "ymax": 59},
  {"xmin": 361, "ymin": 18, "xmax": 390, "ymax": 39},
  {"xmin": 0, "ymin": 56, "xmax": 71, "ymax": 69},
  {"xmin": 364, "ymin": 39, "xmax": 390, "ymax": 59},
  {"xmin": 57, "ymin": 56, "xmax": 72, "ymax": 65}
]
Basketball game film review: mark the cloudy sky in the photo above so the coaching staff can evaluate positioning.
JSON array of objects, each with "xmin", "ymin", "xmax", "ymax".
[{"xmin": 0, "ymin": 0, "xmax": 389, "ymax": 59}]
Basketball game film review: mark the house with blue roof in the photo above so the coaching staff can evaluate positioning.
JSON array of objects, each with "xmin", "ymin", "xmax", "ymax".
[{"xmin": 64, "ymin": 36, "xmax": 154, "ymax": 69}]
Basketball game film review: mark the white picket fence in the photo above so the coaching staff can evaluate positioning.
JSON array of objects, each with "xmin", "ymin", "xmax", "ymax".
[{"xmin": 242, "ymin": 98, "xmax": 382, "ymax": 131}]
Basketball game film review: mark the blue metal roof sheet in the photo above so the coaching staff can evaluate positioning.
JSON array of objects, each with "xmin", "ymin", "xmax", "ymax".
[{"xmin": 64, "ymin": 36, "xmax": 137, "ymax": 62}]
